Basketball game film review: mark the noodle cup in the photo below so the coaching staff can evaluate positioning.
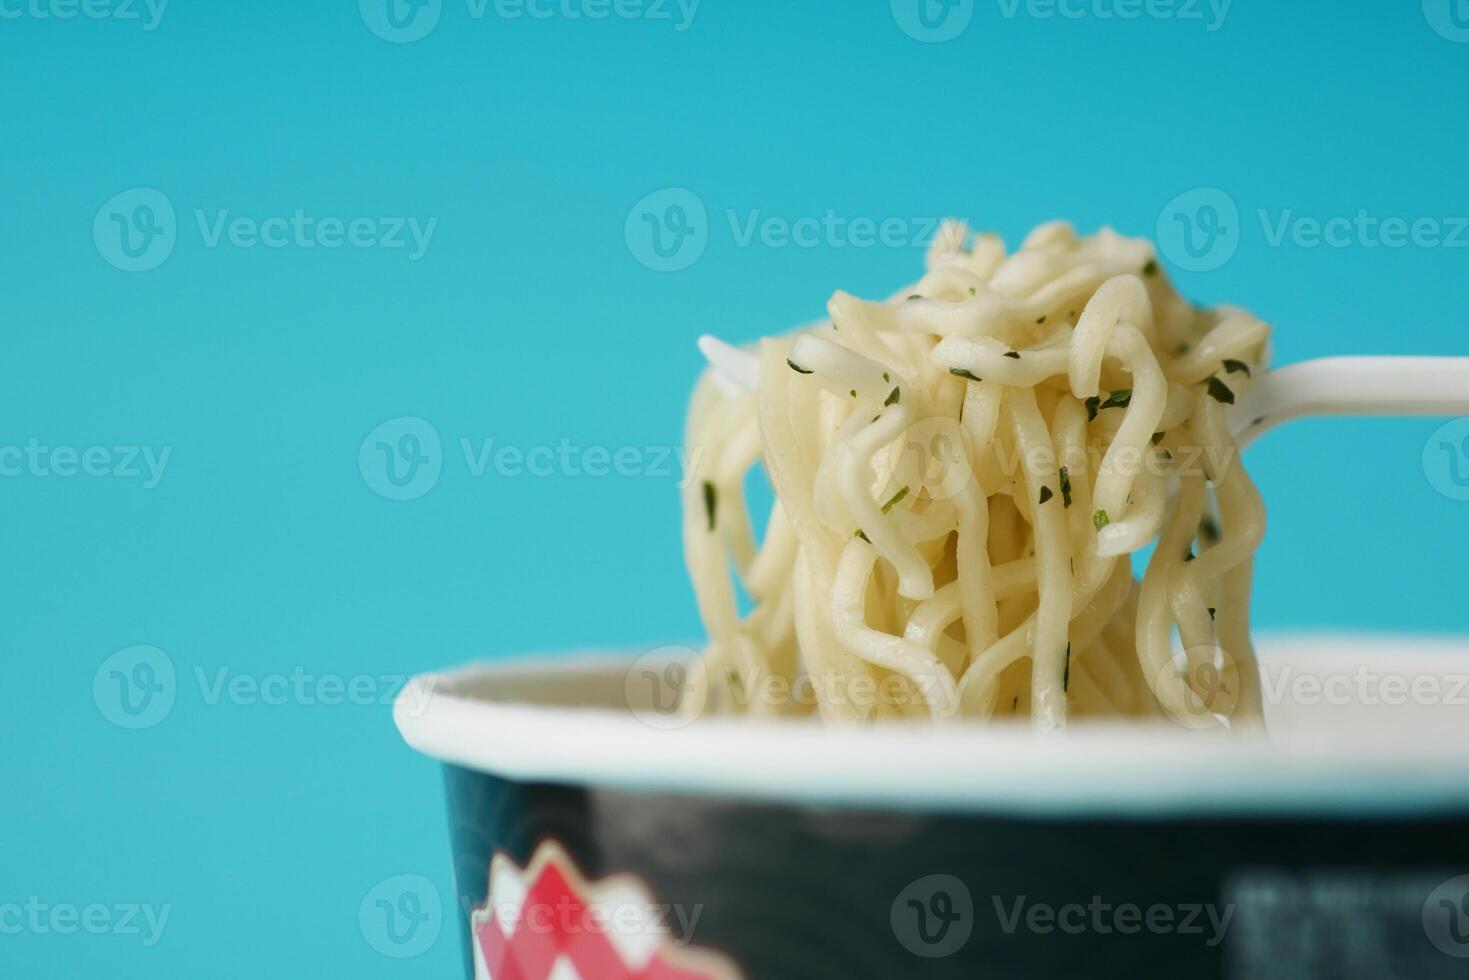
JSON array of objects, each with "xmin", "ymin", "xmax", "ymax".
[{"xmin": 396, "ymin": 637, "xmax": 1469, "ymax": 980}]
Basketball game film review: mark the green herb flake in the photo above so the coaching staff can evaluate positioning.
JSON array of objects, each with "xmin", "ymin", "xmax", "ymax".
[
  {"xmin": 1151, "ymin": 431, "xmax": 1166, "ymax": 446},
  {"xmin": 1085, "ymin": 396, "xmax": 1102, "ymax": 422},
  {"xmin": 949, "ymin": 367, "xmax": 982, "ymax": 382},
  {"xmin": 969, "ymin": 287, "xmax": 977, "ymax": 295},
  {"xmin": 1059, "ymin": 466, "xmax": 1073, "ymax": 508},
  {"xmin": 786, "ymin": 359, "xmax": 813, "ymax": 375},
  {"xmin": 1093, "ymin": 509, "xmax": 1110, "ymax": 530},
  {"xmin": 882, "ymin": 372, "xmax": 890, "ymax": 382},
  {"xmin": 1100, "ymin": 389, "xmax": 1133, "ymax": 411},
  {"xmin": 1063, "ymin": 642, "xmax": 1072, "ymax": 692},
  {"xmin": 1036, "ymin": 315, "xmax": 1047, "ymax": 324},
  {"xmin": 1208, "ymin": 607, "xmax": 1217, "ymax": 620},
  {"xmin": 1039, "ymin": 486, "xmax": 1054, "ymax": 505},
  {"xmin": 884, "ymin": 387, "xmax": 901, "ymax": 407},
  {"xmin": 1205, "ymin": 376, "xmax": 1236, "ymax": 405},
  {"xmin": 849, "ymin": 389, "xmax": 858, "ymax": 398},
  {"xmin": 1222, "ymin": 358, "xmax": 1252, "ymax": 377},
  {"xmin": 1143, "ymin": 259, "xmax": 1159, "ymax": 277},
  {"xmin": 907, "ymin": 294, "xmax": 922, "ymax": 301},
  {"xmin": 1004, "ymin": 351, "xmax": 1022, "ymax": 360},
  {"xmin": 881, "ymin": 486, "xmax": 910, "ymax": 514},
  {"xmin": 701, "ymin": 481, "xmax": 717, "ymax": 532},
  {"xmin": 854, "ymin": 529, "xmax": 870, "ymax": 543}
]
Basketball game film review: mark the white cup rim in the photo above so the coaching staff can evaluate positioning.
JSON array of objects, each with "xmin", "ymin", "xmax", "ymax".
[{"xmin": 395, "ymin": 633, "xmax": 1469, "ymax": 818}]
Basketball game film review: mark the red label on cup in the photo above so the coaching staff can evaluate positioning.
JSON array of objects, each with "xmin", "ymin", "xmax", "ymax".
[{"xmin": 471, "ymin": 840, "xmax": 742, "ymax": 980}]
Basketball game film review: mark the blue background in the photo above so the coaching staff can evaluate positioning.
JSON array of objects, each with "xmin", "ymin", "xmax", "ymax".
[{"xmin": 2, "ymin": 1, "xmax": 1467, "ymax": 975}]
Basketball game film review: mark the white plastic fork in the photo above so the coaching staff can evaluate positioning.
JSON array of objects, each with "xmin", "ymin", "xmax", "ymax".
[{"xmin": 697, "ymin": 333, "xmax": 1469, "ymax": 445}]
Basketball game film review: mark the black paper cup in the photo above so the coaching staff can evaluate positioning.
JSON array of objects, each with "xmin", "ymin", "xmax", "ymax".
[{"xmin": 395, "ymin": 638, "xmax": 1469, "ymax": 980}]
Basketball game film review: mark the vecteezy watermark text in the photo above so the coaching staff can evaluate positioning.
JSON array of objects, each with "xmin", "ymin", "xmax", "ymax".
[
  {"xmin": 625, "ymin": 188, "xmax": 942, "ymax": 272},
  {"xmin": 1260, "ymin": 665, "xmax": 1469, "ymax": 709},
  {"xmin": 358, "ymin": 416, "xmax": 702, "ymax": 501},
  {"xmin": 996, "ymin": 0, "xmax": 1232, "ymax": 30},
  {"xmin": 479, "ymin": 895, "xmax": 705, "ymax": 945},
  {"xmin": 93, "ymin": 645, "xmax": 432, "ymax": 730},
  {"xmin": 891, "ymin": 0, "xmax": 1230, "ymax": 42},
  {"xmin": 890, "ymin": 877, "xmax": 1234, "ymax": 959},
  {"xmin": 460, "ymin": 437, "xmax": 697, "ymax": 481},
  {"xmin": 194, "ymin": 210, "xmax": 436, "ymax": 259},
  {"xmin": 359, "ymin": 0, "xmax": 699, "ymax": 43},
  {"xmin": 0, "ymin": 440, "xmax": 170, "ymax": 488},
  {"xmin": 93, "ymin": 188, "xmax": 437, "ymax": 272},
  {"xmin": 0, "ymin": 0, "xmax": 167, "ymax": 30},
  {"xmin": 1157, "ymin": 188, "xmax": 1469, "ymax": 272},
  {"xmin": 0, "ymin": 898, "xmax": 171, "ymax": 947},
  {"xmin": 992, "ymin": 895, "xmax": 1234, "ymax": 946},
  {"xmin": 194, "ymin": 666, "xmax": 420, "ymax": 709}
]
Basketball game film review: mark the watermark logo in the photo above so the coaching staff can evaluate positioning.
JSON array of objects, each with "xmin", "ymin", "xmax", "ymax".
[
  {"xmin": 93, "ymin": 645, "xmax": 176, "ymax": 730},
  {"xmin": 624, "ymin": 646, "xmax": 704, "ymax": 730},
  {"xmin": 892, "ymin": 0, "xmax": 974, "ymax": 42},
  {"xmin": 1154, "ymin": 644, "xmax": 1240, "ymax": 730},
  {"xmin": 360, "ymin": 0, "xmax": 442, "ymax": 42},
  {"xmin": 360, "ymin": 874, "xmax": 442, "ymax": 958},
  {"xmin": 1424, "ymin": 0, "xmax": 1469, "ymax": 42},
  {"xmin": 901, "ymin": 417, "xmax": 975, "ymax": 502},
  {"xmin": 892, "ymin": 874, "xmax": 974, "ymax": 957},
  {"xmin": 1424, "ymin": 875, "xmax": 1469, "ymax": 957},
  {"xmin": 359, "ymin": 417, "xmax": 443, "ymax": 501},
  {"xmin": 1422, "ymin": 418, "xmax": 1469, "ymax": 501},
  {"xmin": 626, "ymin": 188, "xmax": 708, "ymax": 272},
  {"xmin": 93, "ymin": 188, "xmax": 176, "ymax": 273},
  {"xmin": 1156, "ymin": 187, "xmax": 1239, "ymax": 272}
]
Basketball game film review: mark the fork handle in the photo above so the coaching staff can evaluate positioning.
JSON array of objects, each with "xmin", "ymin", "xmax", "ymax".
[{"xmin": 1234, "ymin": 356, "xmax": 1469, "ymax": 445}]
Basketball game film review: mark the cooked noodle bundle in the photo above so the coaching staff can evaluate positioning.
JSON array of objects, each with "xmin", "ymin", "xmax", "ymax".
[{"xmin": 681, "ymin": 221, "xmax": 1269, "ymax": 731}]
